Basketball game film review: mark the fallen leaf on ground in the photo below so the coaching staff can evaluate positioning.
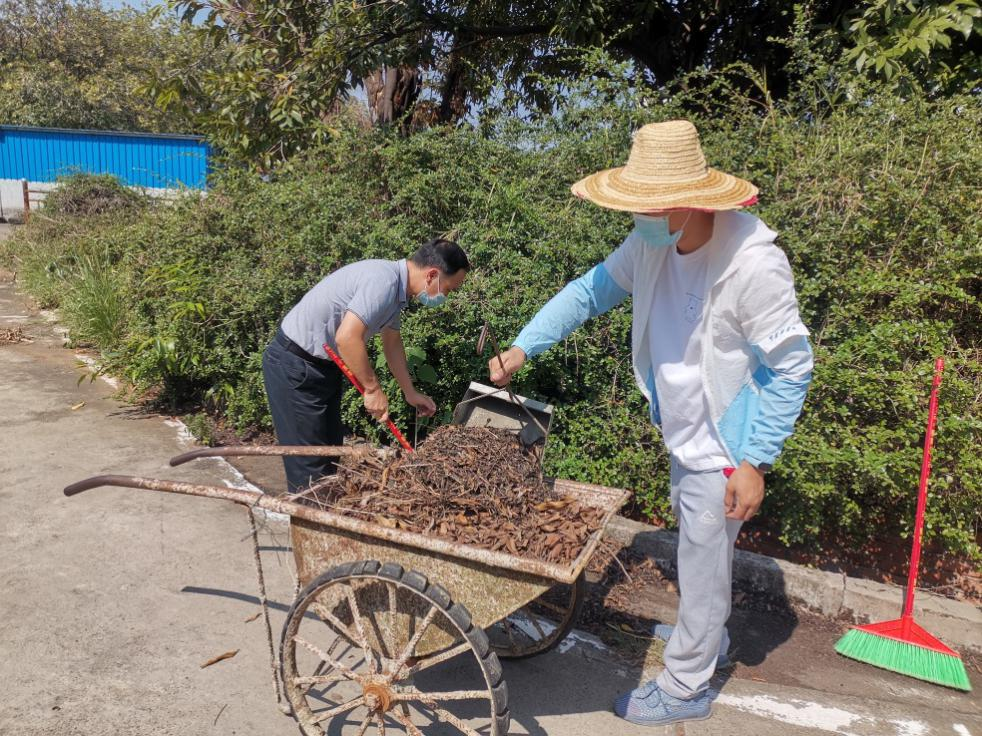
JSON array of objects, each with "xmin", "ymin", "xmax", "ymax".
[
  {"xmin": 200, "ymin": 649, "xmax": 239, "ymax": 668},
  {"xmin": 0, "ymin": 327, "xmax": 29, "ymax": 346},
  {"xmin": 607, "ymin": 622, "xmax": 655, "ymax": 640},
  {"xmin": 71, "ymin": 402, "xmax": 85, "ymax": 410}
]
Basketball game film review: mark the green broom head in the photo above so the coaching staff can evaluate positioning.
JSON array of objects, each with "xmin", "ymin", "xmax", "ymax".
[{"xmin": 836, "ymin": 618, "xmax": 972, "ymax": 692}]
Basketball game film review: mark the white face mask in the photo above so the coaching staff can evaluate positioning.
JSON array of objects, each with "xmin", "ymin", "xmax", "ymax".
[{"xmin": 632, "ymin": 213, "xmax": 683, "ymax": 248}]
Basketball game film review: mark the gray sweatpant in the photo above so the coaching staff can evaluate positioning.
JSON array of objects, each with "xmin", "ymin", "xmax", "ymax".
[{"xmin": 656, "ymin": 456, "xmax": 743, "ymax": 699}]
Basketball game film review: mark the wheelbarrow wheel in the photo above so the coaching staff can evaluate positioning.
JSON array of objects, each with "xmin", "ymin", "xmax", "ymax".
[
  {"xmin": 280, "ymin": 560, "xmax": 509, "ymax": 736},
  {"xmin": 486, "ymin": 572, "xmax": 586, "ymax": 659}
]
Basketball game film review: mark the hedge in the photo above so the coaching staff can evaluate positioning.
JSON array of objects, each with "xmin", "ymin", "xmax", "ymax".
[{"xmin": 4, "ymin": 67, "xmax": 979, "ymax": 561}]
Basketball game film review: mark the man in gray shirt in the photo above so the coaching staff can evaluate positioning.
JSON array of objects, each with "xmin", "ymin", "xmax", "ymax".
[{"xmin": 263, "ymin": 239, "xmax": 470, "ymax": 491}]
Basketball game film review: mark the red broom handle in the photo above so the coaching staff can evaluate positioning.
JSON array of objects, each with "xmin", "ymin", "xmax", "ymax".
[
  {"xmin": 324, "ymin": 344, "xmax": 414, "ymax": 453},
  {"xmin": 902, "ymin": 357, "xmax": 943, "ymax": 619}
]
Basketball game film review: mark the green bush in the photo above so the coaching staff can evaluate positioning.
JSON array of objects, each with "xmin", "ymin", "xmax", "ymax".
[
  {"xmin": 43, "ymin": 173, "xmax": 147, "ymax": 217},
  {"xmin": 3, "ymin": 69, "xmax": 978, "ymax": 561}
]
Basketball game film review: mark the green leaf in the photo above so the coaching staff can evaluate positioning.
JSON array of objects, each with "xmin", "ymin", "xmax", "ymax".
[
  {"xmin": 415, "ymin": 363, "xmax": 438, "ymax": 384},
  {"xmin": 404, "ymin": 346, "xmax": 427, "ymax": 362}
]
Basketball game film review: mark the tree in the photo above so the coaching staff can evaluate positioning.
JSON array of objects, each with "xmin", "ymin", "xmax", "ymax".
[
  {"xmin": 842, "ymin": 0, "xmax": 981, "ymax": 92},
  {"xmin": 0, "ymin": 0, "xmax": 208, "ymax": 132},
  {"xmin": 159, "ymin": 0, "xmax": 848, "ymax": 165},
  {"xmin": 156, "ymin": 0, "xmax": 980, "ymax": 166}
]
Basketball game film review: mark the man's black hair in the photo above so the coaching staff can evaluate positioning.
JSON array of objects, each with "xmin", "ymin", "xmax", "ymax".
[{"xmin": 410, "ymin": 238, "xmax": 470, "ymax": 275}]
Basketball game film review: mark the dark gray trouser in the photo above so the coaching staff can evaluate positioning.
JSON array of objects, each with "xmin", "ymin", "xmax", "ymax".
[
  {"xmin": 262, "ymin": 330, "xmax": 345, "ymax": 493},
  {"xmin": 656, "ymin": 455, "xmax": 743, "ymax": 699}
]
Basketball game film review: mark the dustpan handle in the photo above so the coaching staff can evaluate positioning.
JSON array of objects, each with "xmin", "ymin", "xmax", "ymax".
[
  {"xmin": 324, "ymin": 344, "xmax": 414, "ymax": 452},
  {"xmin": 903, "ymin": 357, "xmax": 943, "ymax": 619}
]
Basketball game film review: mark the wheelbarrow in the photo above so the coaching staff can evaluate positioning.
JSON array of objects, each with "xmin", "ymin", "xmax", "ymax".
[{"xmin": 64, "ymin": 383, "xmax": 629, "ymax": 736}]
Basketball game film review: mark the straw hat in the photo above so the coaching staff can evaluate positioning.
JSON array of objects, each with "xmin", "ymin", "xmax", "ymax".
[{"xmin": 571, "ymin": 120, "xmax": 758, "ymax": 212}]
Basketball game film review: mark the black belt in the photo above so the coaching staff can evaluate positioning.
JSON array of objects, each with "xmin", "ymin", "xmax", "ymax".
[{"xmin": 275, "ymin": 329, "xmax": 336, "ymax": 369}]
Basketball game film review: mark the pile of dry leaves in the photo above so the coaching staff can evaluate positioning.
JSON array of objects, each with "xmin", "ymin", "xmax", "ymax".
[
  {"xmin": 0, "ymin": 327, "xmax": 28, "ymax": 346},
  {"xmin": 300, "ymin": 425, "xmax": 605, "ymax": 566}
]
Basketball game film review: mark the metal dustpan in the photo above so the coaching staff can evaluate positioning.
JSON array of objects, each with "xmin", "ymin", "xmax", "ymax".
[{"xmin": 452, "ymin": 381, "xmax": 554, "ymax": 450}]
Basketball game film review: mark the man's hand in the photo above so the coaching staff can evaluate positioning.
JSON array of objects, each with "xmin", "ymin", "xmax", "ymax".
[
  {"xmin": 405, "ymin": 389, "xmax": 436, "ymax": 417},
  {"xmin": 489, "ymin": 346, "xmax": 527, "ymax": 386},
  {"xmin": 363, "ymin": 387, "xmax": 390, "ymax": 423},
  {"xmin": 724, "ymin": 461, "xmax": 766, "ymax": 521}
]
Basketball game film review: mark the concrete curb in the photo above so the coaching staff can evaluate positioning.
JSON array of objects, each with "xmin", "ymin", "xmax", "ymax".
[{"xmin": 604, "ymin": 515, "xmax": 982, "ymax": 655}]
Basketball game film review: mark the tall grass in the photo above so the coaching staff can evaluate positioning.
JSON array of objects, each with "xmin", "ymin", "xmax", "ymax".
[{"xmin": 64, "ymin": 250, "xmax": 128, "ymax": 349}]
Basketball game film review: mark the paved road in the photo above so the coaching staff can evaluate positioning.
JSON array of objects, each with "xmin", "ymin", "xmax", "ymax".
[{"xmin": 1, "ymin": 245, "xmax": 979, "ymax": 736}]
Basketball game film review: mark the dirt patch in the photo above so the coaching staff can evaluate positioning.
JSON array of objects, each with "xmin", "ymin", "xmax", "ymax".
[
  {"xmin": 183, "ymin": 409, "xmax": 276, "ymax": 446},
  {"xmin": 579, "ymin": 539, "xmax": 982, "ymax": 686},
  {"xmin": 299, "ymin": 425, "xmax": 606, "ymax": 566},
  {"xmin": 620, "ymin": 509, "xmax": 981, "ymax": 606},
  {"xmin": 736, "ymin": 524, "xmax": 982, "ymax": 606}
]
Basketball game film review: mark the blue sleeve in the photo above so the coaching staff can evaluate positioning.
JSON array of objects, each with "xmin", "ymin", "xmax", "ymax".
[
  {"xmin": 742, "ymin": 336, "xmax": 814, "ymax": 467},
  {"xmin": 513, "ymin": 263, "xmax": 629, "ymax": 358}
]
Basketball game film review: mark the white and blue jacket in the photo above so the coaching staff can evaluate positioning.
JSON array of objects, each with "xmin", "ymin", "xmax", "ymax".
[{"xmin": 514, "ymin": 211, "xmax": 813, "ymax": 469}]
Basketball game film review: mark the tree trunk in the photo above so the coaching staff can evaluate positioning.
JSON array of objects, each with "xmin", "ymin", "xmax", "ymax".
[
  {"xmin": 364, "ymin": 65, "xmax": 421, "ymax": 132},
  {"xmin": 437, "ymin": 35, "xmax": 472, "ymax": 124}
]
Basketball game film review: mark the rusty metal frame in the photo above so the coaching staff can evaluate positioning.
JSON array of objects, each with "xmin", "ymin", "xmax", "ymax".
[
  {"xmin": 169, "ymin": 444, "xmax": 384, "ymax": 467},
  {"xmin": 64, "ymin": 474, "xmax": 628, "ymax": 585}
]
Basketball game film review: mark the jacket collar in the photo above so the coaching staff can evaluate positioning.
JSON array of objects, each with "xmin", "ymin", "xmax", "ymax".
[{"xmin": 706, "ymin": 211, "xmax": 778, "ymax": 290}]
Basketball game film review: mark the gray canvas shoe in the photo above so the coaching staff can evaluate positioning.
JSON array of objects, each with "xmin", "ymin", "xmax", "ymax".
[{"xmin": 614, "ymin": 680, "xmax": 712, "ymax": 726}]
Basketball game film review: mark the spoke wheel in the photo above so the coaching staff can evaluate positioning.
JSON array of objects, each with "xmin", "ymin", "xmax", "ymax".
[
  {"xmin": 487, "ymin": 573, "xmax": 585, "ymax": 659},
  {"xmin": 281, "ymin": 560, "xmax": 509, "ymax": 736}
]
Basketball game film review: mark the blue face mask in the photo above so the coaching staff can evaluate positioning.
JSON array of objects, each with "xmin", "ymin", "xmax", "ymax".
[
  {"xmin": 417, "ymin": 274, "xmax": 446, "ymax": 308},
  {"xmin": 633, "ymin": 213, "xmax": 683, "ymax": 248}
]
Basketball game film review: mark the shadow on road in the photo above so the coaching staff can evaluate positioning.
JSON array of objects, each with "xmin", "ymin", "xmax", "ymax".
[{"xmin": 180, "ymin": 529, "xmax": 801, "ymax": 736}]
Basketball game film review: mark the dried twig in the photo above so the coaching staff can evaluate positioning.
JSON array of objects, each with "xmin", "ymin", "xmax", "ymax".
[
  {"xmin": 213, "ymin": 703, "xmax": 228, "ymax": 725},
  {"xmin": 299, "ymin": 426, "xmax": 604, "ymax": 565}
]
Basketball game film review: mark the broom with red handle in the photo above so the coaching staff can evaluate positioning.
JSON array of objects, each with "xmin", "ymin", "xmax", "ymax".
[
  {"xmin": 323, "ymin": 343, "xmax": 414, "ymax": 453},
  {"xmin": 834, "ymin": 358, "xmax": 971, "ymax": 691}
]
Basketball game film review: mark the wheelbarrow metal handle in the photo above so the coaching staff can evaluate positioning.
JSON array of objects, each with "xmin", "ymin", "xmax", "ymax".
[
  {"xmin": 63, "ymin": 474, "xmax": 264, "ymax": 501},
  {"xmin": 169, "ymin": 445, "xmax": 377, "ymax": 467},
  {"xmin": 61, "ymin": 474, "xmax": 615, "ymax": 584}
]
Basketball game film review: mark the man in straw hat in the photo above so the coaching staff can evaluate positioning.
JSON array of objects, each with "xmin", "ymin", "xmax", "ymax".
[{"xmin": 488, "ymin": 120, "xmax": 813, "ymax": 726}]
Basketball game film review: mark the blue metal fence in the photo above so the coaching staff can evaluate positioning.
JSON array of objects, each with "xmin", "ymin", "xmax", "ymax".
[{"xmin": 0, "ymin": 126, "xmax": 210, "ymax": 189}]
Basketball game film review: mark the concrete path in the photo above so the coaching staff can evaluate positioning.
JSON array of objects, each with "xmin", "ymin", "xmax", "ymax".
[{"xmin": 1, "ymin": 237, "xmax": 979, "ymax": 736}]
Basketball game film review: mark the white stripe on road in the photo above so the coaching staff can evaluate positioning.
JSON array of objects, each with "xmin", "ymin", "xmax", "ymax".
[
  {"xmin": 75, "ymin": 352, "xmax": 119, "ymax": 387},
  {"xmin": 163, "ymin": 417, "xmax": 292, "ymax": 522},
  {"xmin": 953, "ymin": 725, "xmax": 974, "ymax": 736},
  {"xmin": 713, "ymin": 692, "xmax": 930, "ymax": 736}
]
